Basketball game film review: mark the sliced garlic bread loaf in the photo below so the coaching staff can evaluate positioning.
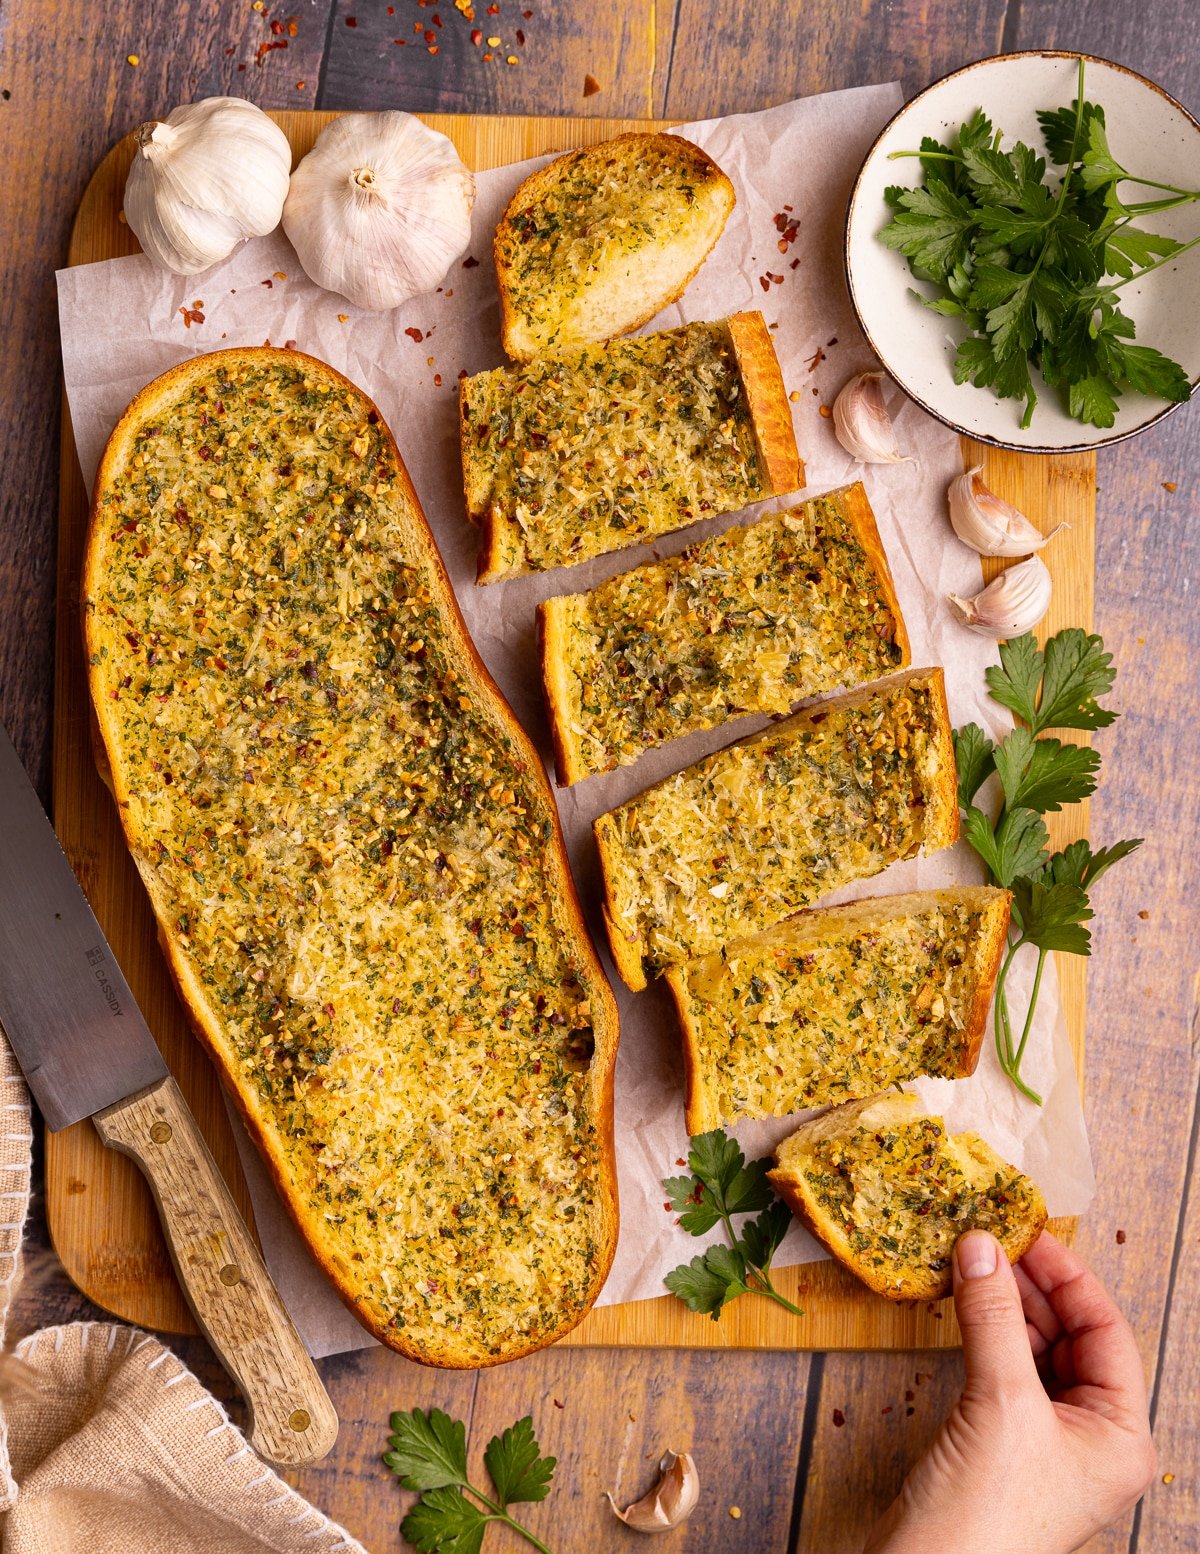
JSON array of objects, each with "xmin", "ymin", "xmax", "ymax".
[
  {"xmin": 769, "ymin": 1093, "xmax": 1046, "ymax": 1300},
  {"xmin": 594, "ymin": 669, "xmax": 959, "ymax": 991},
  {"xmin": 84, "ymin": 347, "xmax": 619, "ymax": 1368},
  {"xmin": 495, "ymin": 133, "xmax": 735, "ymax": 361},
  {"xmin": 666, "ymin": 887, "xmax": 1011, "ymax": 1133},
  {"xmin": 539, "ymin": 482, "xmax": 910, "ymax": 785},
  {"xmin": 461, "ymin": 313, "xmax": 803, "ymax": 583}
]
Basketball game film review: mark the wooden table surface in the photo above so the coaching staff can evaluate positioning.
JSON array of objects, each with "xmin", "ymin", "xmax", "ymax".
[{"xmin": 2, "ymin": 3, "xmax": 1197, "ymax": 1550}]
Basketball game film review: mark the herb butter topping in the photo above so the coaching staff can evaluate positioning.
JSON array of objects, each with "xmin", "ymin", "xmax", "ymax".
[
  {"xmin": 87, "ymin": 355, "xmax": 611, "ymax": 1362},
  {"xmin": 596, "ymin": 673, "xmax": 953, "ymax": 977},
  {"xmin": 548, "ymin": 490, "xmax": 907, "ymax": 780},
  {"xmin": 462, "ymin": 321, "xmax": 767, "ymax": 576},
  {"xmin": 677, "ymin": 893, "xmax": 1005, "ymax": 1124}
]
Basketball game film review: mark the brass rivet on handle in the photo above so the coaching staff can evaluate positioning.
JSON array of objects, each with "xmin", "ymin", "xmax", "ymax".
[
  {"xmin": 288, "ymin": 1409, "xmax": 312, "ymax": 1433},
  {"xmin": 218, "ymin": 1263, "xmax": 242, "ymax": 1286},
  {"xmin": 149, "ymin": 1122, "xmax": 172, "ymax": 1144}
]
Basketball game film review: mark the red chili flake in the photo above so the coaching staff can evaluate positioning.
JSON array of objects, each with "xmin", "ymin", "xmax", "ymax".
[
  {"xmin": 413, "ymin": 19, "xmax": 423, "ymax": 30},
  {"xmin": 487, "ymin": 2, "xmax": 499, "ymax": 9},
  {"xmin": 288, "ymin": 18, "xmax": 298, "ymax": 34},
  {"xmin": 1116, "ymin": 1228, "xmax": 1127, "ymax": 1244},
  {"xmin": 432, "ymin": 11, "xmax": 443, "ymax": 23},
  {"xmin": 906, "ymin": 1407, "xmax": 915, "ymax": 1417},
  {"xmin": 471, "ymin": 27, "xmax": 482, "ymax": 41},
  {"xmin": 296, "ymin": 78, "xmax": 306, "ymax": 88},
  {"xmin": 434, "ymin": 373, "xmax": 443, "ymax": 386},
  {"xmin": 583, "ymin": 72, "xmax": 600, "ymax": 96},
  {"xmin": 523, "ymin": 6, "xmax": 532, "ymax": 14},
  {"xmin": 424, "ymin": 27, "xmax": 436, "ymax": 40},
  {"xmin": 198, "ymin": 445, "xmax": 214, "ymax": 461},
  {"xmin": 482, "ymin": 50, "xmax": 493, "ymax": 59},
  {"xmin": 790, "ymin": 257, "xmax": 800, "ymax": 269},
  {"xmin": 394, "ymin": 38, "xmax": 405, "ymax": 44},
  {"xmin": 806, "ymin": 345, "xmax": 825, "ymax": 373},
  {"xmin": 827, "ymin": 336, "xmax": 838, "ymax": 346},
  {"xmin": 768, "ymin": 271, "xmax": 784, "ymax": 285},
  {"xmin": 261, "ymin": 277, "xmax": 274, "ymax": 288},
  {"xmin": 238, "ymin": 62, "xmax": 247, "ymax": 70},
  {"xmin": 387, "ymin": 3, "xmax": 394, "ymax": 10},
  {"xmin": 759, "ymin": 276, "xmax": 770, "ymax": 292},
  {"xmin": 904, "ymin": 1390, "xmax": 915, "ymax": 1402},
  {"xmin": 224, "ymin": 45, "xmax": 235, "ymax": 54},
  {"xmin": 179, "ymin": 305, "xmax": 205, "ymax": 328},
  {"xmin": 553, "ymin": 1398, "xmax": 564, "ymax": 1409},
  {"xmin": 404, "ymin": 326, "xmax": 424, "ymax": 342},
  {"xmin": 515, "ymin": 26, "xmax": 525, "ymax": 42},
  {"xmin": 832, "ymin": 1409, "xmax": 845, "ymax": 1427},
  {"xmin": 463, "ymin": 255, "xmax": 479, "ymax": 268},
  {"xmin": 345, "ymin": 15, "xmax": 357, "ymax": 25},
  {"xmin": 270, "ymin": 17, "xmax": 285, "ymax": 34},
  {"xmin": 881, "ymin": 1406, "xmax": 893, "ymax": 1416},
  {"xmin": 428, "ymin": 43, "xmax": 439, "ymax": 53}
]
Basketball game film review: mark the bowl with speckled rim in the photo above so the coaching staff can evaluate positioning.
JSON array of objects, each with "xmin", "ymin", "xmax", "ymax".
[{"xmin": 845, "ymin": 51, "xmax": 1200, "ymax": 453}]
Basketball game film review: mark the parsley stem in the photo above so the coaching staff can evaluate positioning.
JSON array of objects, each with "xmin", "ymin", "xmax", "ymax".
[
  {"xmin": 751, "ymin": 1277, "xmax": 805, "ymax": 1318},
  {"xmin": 1115, "ymin": 174, "xmax": 1200, "ymax": 199},
  {"xmin": 1104, "ymin": 230, "xmax": 1200, "ymax": 290},
  {"xmin": 462, "ymin": 1487, "xmax": 554, "ymax": 1554},
  {"xmin": 1013, "ymin": 947, "xmax": 1048, "ymax": 1071}
]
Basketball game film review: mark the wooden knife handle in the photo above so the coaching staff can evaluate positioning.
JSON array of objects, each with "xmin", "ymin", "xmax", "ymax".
[{"xmin": 93, "ymin": 1074, "xmax": 339, "ymax": 1467}]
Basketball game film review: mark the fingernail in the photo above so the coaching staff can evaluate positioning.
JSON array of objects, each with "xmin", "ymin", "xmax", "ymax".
[{"xmin": 956, "ymin": 1231, "xmax": 1000, "ymax": 1280}]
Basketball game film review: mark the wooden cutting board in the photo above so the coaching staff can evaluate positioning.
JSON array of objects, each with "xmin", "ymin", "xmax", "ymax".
[{"xmin": 49, "ymin": 110, "xmax": 1093, "ymax": 1351}]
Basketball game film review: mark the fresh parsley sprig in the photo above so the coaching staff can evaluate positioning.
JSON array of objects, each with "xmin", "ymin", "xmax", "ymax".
[
  {"xmin": 662, "ymin": 1130, "xmax": 802, "ymax": 1319},
  {"xmin": 879, "ymin": 57, "xmax": 1198, "ymax": 429},
  {"xmin": 385, "ymin": 1408, "xmax": 557, "ymax": 1554},
  {"xmin": 954, "ymin": 629, "xmax": 1142, "ymax": 1102}
]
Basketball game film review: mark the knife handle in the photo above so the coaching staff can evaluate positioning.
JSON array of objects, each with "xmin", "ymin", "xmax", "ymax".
[{"xmin": 93, "ymin": 1075, "xmax": 339, "ymax": 1468}]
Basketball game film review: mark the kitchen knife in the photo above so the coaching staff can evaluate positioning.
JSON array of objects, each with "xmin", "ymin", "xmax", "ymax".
[{"xmin": 0, "ymin": 721, "xmax": 337, "ymax": 1467}]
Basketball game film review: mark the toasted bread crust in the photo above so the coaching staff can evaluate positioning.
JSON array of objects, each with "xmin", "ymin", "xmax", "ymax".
[
  {"xmin": 537, "ymin": 592, "xmax": 588, "ymax": 787},
  {"xmin": 769, "ymin": 1095, "xmax": 1047, "ymax": 1301},
  {"xmin": 495, "ymin": 133, "xmax": 735, "ymax": 361},
  {"xmin": 726, "ymin": 311, "xmax": 804, "ymax": 497},
  {"xmin": 83, "ymin": 347, "xmax": 619, "ymax": 1367},
  {"xmin": 838, "ymin": 481, "xmax": 912, "ymax": 670},
  {"xmin": 921, "ymin": 668, "xmax": 961, "ymax": 852},
  {"xmin": 670, "ymin": 887, "xmax": 1012, "ymax": 1132}
]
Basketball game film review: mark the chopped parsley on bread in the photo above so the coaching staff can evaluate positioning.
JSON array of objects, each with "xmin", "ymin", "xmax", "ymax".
[
  {"xmin": 666, "ymin": 887, "xmax": 1011, "ymax": 1133},
  {"xmin": 594, "ymin": 669, "xmax": 960, "ymax": 990},
  {"xmin": 769, "ymin": 1093, "xmax": 1047, "ymax": 1300},
  {"xmin": 495, "ymin": 132, "xmax": 736, "ymax": 361},
  {"xmin": 84, "ymin": 347, "xmax": 619, "ymax": 1368},
  {"xmin": 460, "ymin": 313, "xmax": 803, "ymax": 583},
  {"xmin": 539, "ymin": 482, "xmax": 911, "ymax": 784}
]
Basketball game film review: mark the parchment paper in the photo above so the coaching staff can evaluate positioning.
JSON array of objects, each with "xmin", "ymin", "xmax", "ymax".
[{"xmin": 57, "ymin": 84, "xmax": 1094, "ymax": 1359}]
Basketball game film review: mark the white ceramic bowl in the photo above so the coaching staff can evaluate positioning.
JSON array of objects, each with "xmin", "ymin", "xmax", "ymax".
[{"xmin": 845, "ymin": 52, "xmax": 1200, "ymax": 452}]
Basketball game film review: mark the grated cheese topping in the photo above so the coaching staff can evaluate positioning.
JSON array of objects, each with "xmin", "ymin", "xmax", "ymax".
[
  {"xmin": 549, "ymin": 490, "xmax": 907, "ymax": 779},
  {"xmin": 461, "ymin": 320, "xmax": 768, "ymax": 576},
  {"xmin": 87, "ymin": 356, "xmax": 611, "ymax": 1362},
  {"xmin": 596, "ymin": 674, "xmax": 950, "ymax": 977},
  {"xmin": 678, "ymin": 896, "xmax": 1000, "ymax": 1123}
]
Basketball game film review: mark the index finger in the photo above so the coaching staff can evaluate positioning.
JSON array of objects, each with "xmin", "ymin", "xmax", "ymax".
[{"xmin": 1019, "ymin": 1232, "xmax": 1149, "ymax": 1421}]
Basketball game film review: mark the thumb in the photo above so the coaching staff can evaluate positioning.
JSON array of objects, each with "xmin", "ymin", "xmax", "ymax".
[{"xmin": 953, "ymin": 1230, "xmax": 1040, "ymax": 1403}]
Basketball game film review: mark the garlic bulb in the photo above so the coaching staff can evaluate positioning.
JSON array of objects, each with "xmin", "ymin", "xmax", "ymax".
[
  {"xmin": 607, "ymin": 1451, "xmax": 700, "ymax": 1534},
  {"xmin": 949, "ymin": 466, "xmax": 1067, "ymax": 557},
  {"xmin": 948, "ymin": 556, "xmax": 1053, "ymax": 638},
  {"xmin": 124, "ymin": 98, "xmax": 292, "ymax": 274},
  {"xmin": 832, "ymin": 371, "xmax": 913, "ymax": 464},
  {"xmin": 283, "ymin": 112, "xmax": 475, "ymax": 312}
]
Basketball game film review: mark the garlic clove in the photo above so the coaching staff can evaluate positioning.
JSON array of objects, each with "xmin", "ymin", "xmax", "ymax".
[
  {"xmin": 948, "ymin": 555, "xmax": 1053, "ymax": 638},
  {"xmin": 124, "ymin": 98, "xmax": 292, "ymax": 274},
  {"xmin": 832, "ymin": 371, "xmax": 913, "ymax": 464},
  {"xmin": 948, "ymin": 465, "xmax": 1068, "ymax": 557},
  {"xmin": 283, "ymin": 111, "xmax": 476, "ymax": 312},
  {"xmin": 607, "ymin": 1450, "xmax": 700, "ymax": 1534}
]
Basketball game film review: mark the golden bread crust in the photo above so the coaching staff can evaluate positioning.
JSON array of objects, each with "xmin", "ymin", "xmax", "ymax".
[
  {"xmin": 83, "ymin": 346, "xmax": 620, "ymax": 1367},
  {"xmin": 726, "ymin": 311, "xmax": 804, "ymax": 496}
]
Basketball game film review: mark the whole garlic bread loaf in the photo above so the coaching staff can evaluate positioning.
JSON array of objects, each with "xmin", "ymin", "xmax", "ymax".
[
  {"xmin": 769, "ymin": 1093, "xmax": 1047, "ymax": 1301},
  {"xmin": 494, "ymin": 132, "xmax": 735, "ymax": 361},
  {"xmin": 83, "ymin": 347, "xmax": 619, "ymax": 1367},
  {"xmin": 539, "ymin": 481, "xmax": 910, "ymax": 785},
  {"xmin": 460, "ymin": 313, "xmax": 803, "ymax": 582},
  {"xmin": 666, "ymin": 886, "xmax": 1011, "ymax": 1134},
  {"xmin": 594, "ymin": 668, "xmax": 959, "ymax": 990}
]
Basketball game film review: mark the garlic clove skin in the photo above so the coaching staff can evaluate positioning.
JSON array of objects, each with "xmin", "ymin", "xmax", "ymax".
[
  {"xmin": 832, "ymin": 371, "xmax": 913, "ymax": 464},
  {"xmin": 607, "ymin": 1450, "xmax": 700, "ymax": 1534},
  {"xmin": 949, "ymin": 465, "xmax": 1067, "ymax": 557},
  {"xmin": 124, "ymin": 98, "xmax": 292, "ymax": 274},
  {"xmin": 948, "ymin": 555, "xmax": 1053, "ymax": 638},
  {"xmin": 283, "ymin": 112, "xmax": 476, "ymax": 312}
]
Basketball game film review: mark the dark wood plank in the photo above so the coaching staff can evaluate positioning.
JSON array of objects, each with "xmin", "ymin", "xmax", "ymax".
[
  {"xmin": 662, "ymin": 0, "xmax": 1008, "ymax": 120},
  {"xmin": 1007, "ymin": 0, "xmax": 1200, "ymax": 105},
  {"xmin": 318, "ymin": 0, "xmax": 669, "ymax": 118}
]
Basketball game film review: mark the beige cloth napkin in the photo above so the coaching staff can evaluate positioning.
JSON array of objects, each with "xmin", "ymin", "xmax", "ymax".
[{"xmin": 0, "ymin": 1034, "xmax": 366, "ymax": 1554}]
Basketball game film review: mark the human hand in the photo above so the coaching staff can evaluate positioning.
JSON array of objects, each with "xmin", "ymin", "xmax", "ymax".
[{"xmin": 863, "ymin": 1230, "xmax": 1156, "ymax": 1554}]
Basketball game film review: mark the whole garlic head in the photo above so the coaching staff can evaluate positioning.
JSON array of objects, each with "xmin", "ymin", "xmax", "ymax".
[
  {"xmin": 283, "ymin": 112, "xmax": 476, "ymax": 312},
  {"xmin": 124, "ymin": 98, "xmax": 292, "ymax": 274}
]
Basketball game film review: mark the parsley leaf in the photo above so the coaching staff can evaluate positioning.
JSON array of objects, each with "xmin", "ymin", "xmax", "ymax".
[
  {"xmin": 386, "ymin": 1408, "xmax": 560, "ymax": 1554},
  {"xmin": 484, "ymin": 1418, "xmax": 556, "ymax": 1507},
  {"xmin": 1036, "ymin": 628, "xmax": 1118, "ymax": 733},
  {"xmin": 993, "ymin": 727, "xmax": 1101, "ymax": 812},
  {"xmin": 984, "ymin": 633, "xmax": 1045, "ymax": 725},
  {"xmin": 663, "ymin": 1130, "xmax": 803, "ymax": 1321},
  {"xmin": 964, "ymin": 803, "xmax": 1049, "ymax": 887},
  {"xmin": 1080, "ymin": 116, "xmax": 1128, "ymax": 192},
  {"xmin": 1036, "ymin": 97, "xmax": 1106, "ymax": 164},
  {"xmin": 386, "ymin": 1408, "xmax": 469, "ymax": 1492},
  {"xmin": 1034, "ymin": 835, "xmax": 1143, "ymax": 890},
  {"xmin": 1010, "ymin": 878, "xmax": 1094, "ymax": 955},
  {"xmin": 877, "ymin": 181, "xmax": 978, "ymax": 282},
  {"xmin": 1104, "ymin": 225, "xmax": 1183, "ymax": 278},
  {"xmin": 953, "ymin": 722, "xmax": 995, "ymax": 808}
]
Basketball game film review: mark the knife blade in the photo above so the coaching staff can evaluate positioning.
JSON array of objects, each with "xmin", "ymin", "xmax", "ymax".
[{"xmin": 0, "ymin": 720, "xmax": 337, "ymax": 1467}]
